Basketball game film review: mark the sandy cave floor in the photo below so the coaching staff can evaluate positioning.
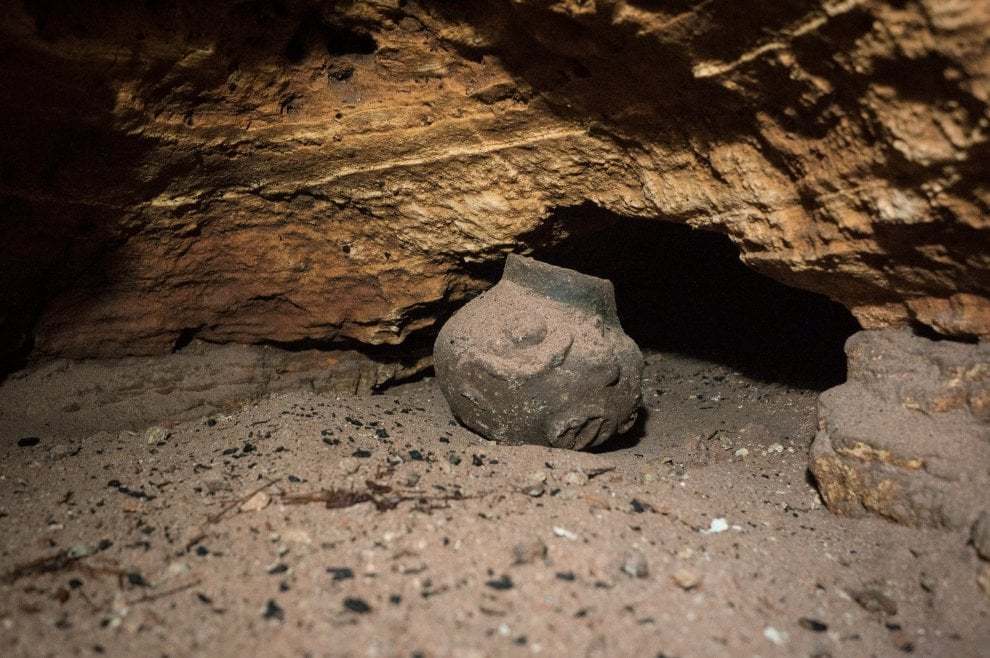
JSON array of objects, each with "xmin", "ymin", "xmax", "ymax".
[{"xmin": 1, "ymin": 350, "xmax": 988, "ymax": 658}]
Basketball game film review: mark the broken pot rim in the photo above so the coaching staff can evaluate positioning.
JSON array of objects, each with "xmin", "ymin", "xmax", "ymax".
[{"xmin": 502, "ymin": 253, "xmax": 620, "ymax": 327}]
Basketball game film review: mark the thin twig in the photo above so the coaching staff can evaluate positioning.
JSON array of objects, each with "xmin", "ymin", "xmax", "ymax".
[
  {"xmin": 127, "ymin": 579, "xmax": 202, "ymax": 606},
  {"xmin": 206, "ymin": 478, "xmax": 281, "ymax": 524}
]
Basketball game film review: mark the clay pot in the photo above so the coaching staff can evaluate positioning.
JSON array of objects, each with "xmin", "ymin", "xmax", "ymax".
[{"xmin": 434, "ymin": 254, "xmax": 643, "ymax": 450}]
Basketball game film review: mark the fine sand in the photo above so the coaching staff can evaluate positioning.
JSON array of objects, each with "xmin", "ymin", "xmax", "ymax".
[{"xmin": 1, "ymin": 350, "xmax": 987, "ymax": 657}]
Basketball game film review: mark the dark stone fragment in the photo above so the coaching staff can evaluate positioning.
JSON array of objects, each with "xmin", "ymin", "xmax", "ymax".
[
  {"xmin": 799, "ymin": 617, "xmax": 828, "ymax": 632},
  {"xmin": 448, "ymin": 453, "xmax": 462, "ymax": 465},
  {"xmin": 263, "ymin": 599, "xmax": 284, "ymax": 621},
  {"xmin": 556, "ymin": 571, "xmax": 576, "ymax": 581},
  {"xmin": 409, "ymin": 450, "xmax": 424, "ymax": 461},
  {"xmin": 195, "ymin": 545, "xmax": 210, "ymax": 556},
  {"xmin": 126, "ymin": 572, "xmax": 149, "ymax": 587},
  {"xmin": 268, "ymin": 563, "xmax": 289, "ymax": 574},
  {"xmin": 17, "ymin": 437, "xmax": 40, "ymax": 447},
  {"xmin": 222, "ymin": 448, "xmax": 237, "ymax": 456},
  {"xmin": 630, "ymin": 498, "xmax": 654, "ymax": 513},
  {"xmin": 327, "ymin": 567, "xmax": 354, "ymax": 581},
  {"xmin": 343, "ymin": 597, "xmax": 372, "ymax": 613},
  {"xmin": 68, "ymin": 578, "xmax": 83, "ymax": 589},
  {"xmin": 485, "ymin": 575, "xmax": 514, "ymax": 590},
  {"xmin": 375, "ymin": 428, "xmax": 390, "ymax": 439},
  {"xmin": 849, "ymin": 588, "xmax": 898, "ymax": 616},
  {"xmin": 352, "ymin": 449, "xmax": 372, "ymax": 458},
  {"xmin": 472, "ymin": 454, "xmax": 484, "ymax": 466},
  {"xmin": 389, "ymin": 594, "xmax": 402, "ymax": 605}
]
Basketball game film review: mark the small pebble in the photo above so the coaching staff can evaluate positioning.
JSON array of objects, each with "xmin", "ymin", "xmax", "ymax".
[
  {"xmin": 16, "ymin": 437, "xmax": 40, "ymax": 448},
  {"xmin": 486, "ymin": 575, "xmax": 514, "ymax": 590},
  {"xmin": 144, "ymin": 426, "xmax": 169, "ymax": 445},
  {"xmin": 262, "ymin": 599, "xmax": 284, "ymax": 621},
  {"xmin": 701, "ymin": 518, "xmax": 729, "ymax": 534},
  {"xmin": 763, "ymin": 626, "xmax": 788, "ymax": 645},
  {"xmin": 327, "ymin": 566, "xmax": 355, "ymax": 581},
  {"xmin": 522, "ymin": 484, "xmax": 545, "ymax": 497},
  {"xmin": 239, "ymin": 491, "xmax": 271, "ymax": 512},
  {"xmin": 512, "ymin": 539, "xmax": 548, "ymax": 565},
  {"xmin": 849, "ymin": 588, "xmax": 898, "ymax": 616},
  {"xmin": 798, "ymin": 617, "xmax": 828, "ymax": 632},
  {"xmin": 552, "ymin": 527, "xmax": 578, "ymax": 541},
  {"xmin": 50, "ymin": 444, "xmax": 79, "ymax": 459},
  {"xmin": 343, "ymin": 597, "xmax": 372, "ymax": 614},
  {"xmin": 671, "ymin": 567, "xmax": 702, "ymax": 590},
  {"xmin": 562, "ymin": 470, "xmax": 588, "ymax": 486},
  {"xmin": 621, "ymin": 551, "xmax": 649, "ymax": 578}
]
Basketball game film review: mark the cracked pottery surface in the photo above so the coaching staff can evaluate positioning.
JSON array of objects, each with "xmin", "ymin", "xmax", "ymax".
[{"xmin": 435, "ymin": 255, "xmax": 643, "ymax": 449}]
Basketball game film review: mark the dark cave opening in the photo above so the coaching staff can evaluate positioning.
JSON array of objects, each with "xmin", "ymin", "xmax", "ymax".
[
  {"xmin": 284, "ymin": 10, "xmax": 378, "ymax": 63},
  {"xmin": 525, "ymin": 204, "xmax": 861, "ymax": 390}
]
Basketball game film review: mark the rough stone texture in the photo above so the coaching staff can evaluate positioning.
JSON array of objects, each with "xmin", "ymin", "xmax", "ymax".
[
  {"xmin": 1, "ymin": 0, "xmax": 988, "ymax": 370},
  {"xmin": 0, "ymin": 341, "xmax": 428, "ymax": 437},
  {"xmin": 434, "ymin": 255, "xmax": 643, "ymax": 449},
  {"xmin": 810, "ymin": 329, "xmax": 989, "ymax": 529},
  {"xmin": 974, "ymin": 511, "xmax": 990, "ymax": 560}
]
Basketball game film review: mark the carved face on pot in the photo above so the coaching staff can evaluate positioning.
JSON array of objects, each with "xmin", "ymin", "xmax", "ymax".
[{"xmin": 434, "ymin": 254, "xmax": 643, "ymax": 450}]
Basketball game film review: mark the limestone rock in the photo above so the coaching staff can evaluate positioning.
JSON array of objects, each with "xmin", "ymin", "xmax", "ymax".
[
  {"xmin": 0, "ymin": 0, "xmax": 987, "ymax": 369},
  {"xmin": 810, "ymin": 329, "xmax": 990, "ymax": 528}
]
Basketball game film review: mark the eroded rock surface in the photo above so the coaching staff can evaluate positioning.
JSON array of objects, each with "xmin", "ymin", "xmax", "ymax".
[
  {"xmin": 811, "ymin": 329, "xmax": 989, "ymax": 529},
  {"xmin": 0, "ymin": 341, "xmax": 428, "ymax": 437},
  {"xmin": 1, "ymin": 0, "xmax": 988, "ymax": 370}
]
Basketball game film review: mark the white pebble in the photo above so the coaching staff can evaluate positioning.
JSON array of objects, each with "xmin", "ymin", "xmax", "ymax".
[
  {"xmin": 763, "ymin": 626, "xmax": 788, "ymax": 645},
  {"xmin": 701, "ymin": 517, "xmax": 729, "ymax": 534}
]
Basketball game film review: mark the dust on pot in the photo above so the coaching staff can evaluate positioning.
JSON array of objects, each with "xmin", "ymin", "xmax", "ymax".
[{"xmin": 434, "ymin": 254, "xmax": 643, "ymax": 450}]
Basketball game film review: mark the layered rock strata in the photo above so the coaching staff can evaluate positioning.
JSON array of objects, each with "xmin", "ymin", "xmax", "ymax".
[{"xmin": 1, "ymin": 0, "xmax": 987, "ymax": 370}]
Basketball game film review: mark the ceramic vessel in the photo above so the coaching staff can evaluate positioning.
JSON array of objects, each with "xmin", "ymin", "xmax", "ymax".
[{"xmin": 434, "ymin": 254, "xmax": 643, "ymax": 450}]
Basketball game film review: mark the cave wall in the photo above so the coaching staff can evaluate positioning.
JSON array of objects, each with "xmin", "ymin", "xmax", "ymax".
[{"xmin": 1, "ymin": 0, "xmax": 987, "ymax": 369}]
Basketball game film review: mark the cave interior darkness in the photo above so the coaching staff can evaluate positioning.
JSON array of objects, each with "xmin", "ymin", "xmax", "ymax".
[{"xmin": 518, "ymin": 203, "xmax": 861, "ymax": 391}]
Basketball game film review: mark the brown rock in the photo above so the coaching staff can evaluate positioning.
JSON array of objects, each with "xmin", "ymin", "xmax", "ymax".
[
  {"xmin": 973, "ymin": 512, "xmax": 990, "ymax": 560},
  {"xmin": 239, "ymin": 491, "xmax": 271, "ymax": 513},
  {"xmin": 0, "ymin": 0, "xmax": 987, "ymax": 371},
  {"xmin": 811, "ymin": 329, "xmax": 990, "ymax": 529},
  {"xmin": 671, "ymin": 568, "xmax": 703, "ymax": 591},
  {"xmin": 979, "ymin": 565, "xmax": 990, "ymax": 600}
]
